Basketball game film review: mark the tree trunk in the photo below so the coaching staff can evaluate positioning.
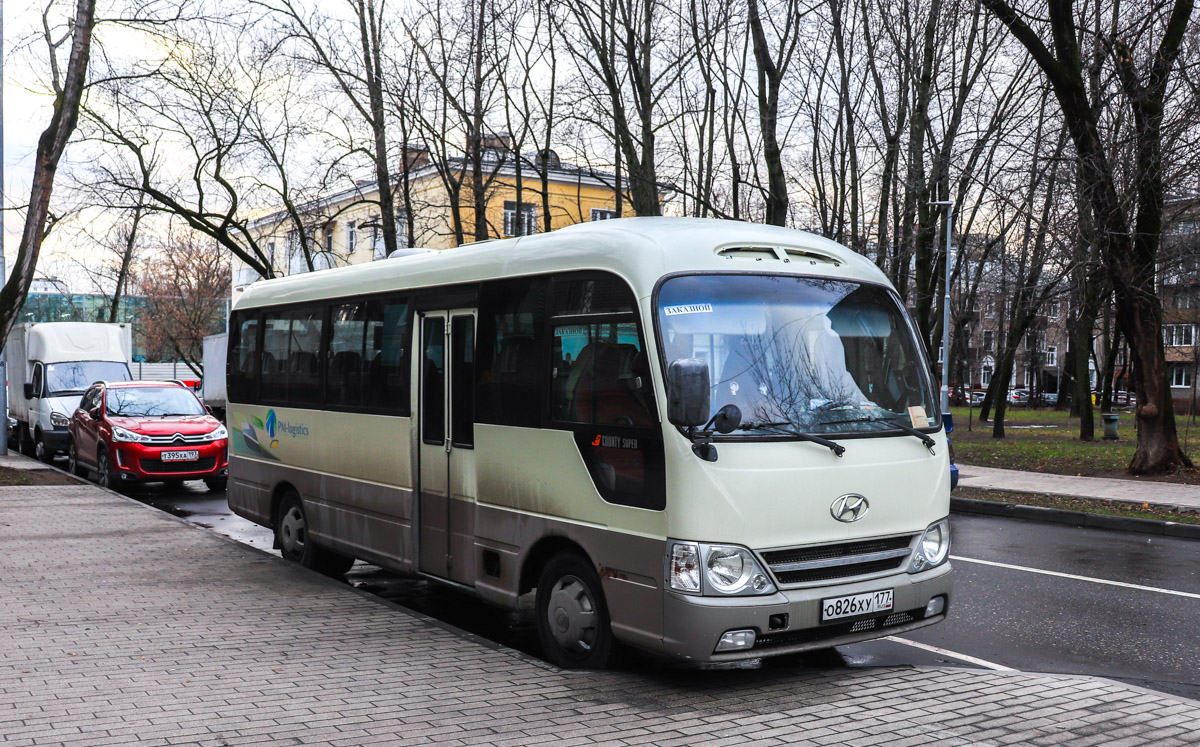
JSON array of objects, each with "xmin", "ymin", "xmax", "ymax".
[{"xmin": 0, "ymin": 0, "xmax": 96, "ymax": 342}]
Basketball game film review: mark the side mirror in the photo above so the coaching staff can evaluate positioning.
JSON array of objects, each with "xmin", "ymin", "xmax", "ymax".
[
  {"xmin": 710, "ymin": 404, "xmax": 742, "ymax": 434},
  {"xmin": 88, "ymin": 407, "xmax": 101, "ymax": 420},
  {"xmin": 23, "ymin": 383, "xmax": 33, "ymax": 400},
  {"xmin": 667, "ymin": 358, "xmax": 711, "ymax": 428},
  {"xmin": 205, "ymin": 405, "xmax": 214, "ymax": 415}
]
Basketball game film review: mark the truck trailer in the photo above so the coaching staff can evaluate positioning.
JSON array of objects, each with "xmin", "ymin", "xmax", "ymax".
[{"xmin": 7, "ymin": 322, "xmax": 133, "ymax": 461}]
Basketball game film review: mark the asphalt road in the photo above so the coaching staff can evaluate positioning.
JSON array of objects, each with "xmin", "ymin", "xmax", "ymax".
[{"xmin": 120, "ymin": 478, "xmax": 1200, "ymax": 695}]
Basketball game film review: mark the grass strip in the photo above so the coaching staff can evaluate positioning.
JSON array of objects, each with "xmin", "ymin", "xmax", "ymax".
[{"xmin": 955, "ymin": 486, "xmax": 1200, "ymax": 526}]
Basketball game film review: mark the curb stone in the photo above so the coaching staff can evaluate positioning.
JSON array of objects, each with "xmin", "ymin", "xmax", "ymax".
[{"xmin": 951, "ymin": 496, "xmax": 1200, "ymax": 539}]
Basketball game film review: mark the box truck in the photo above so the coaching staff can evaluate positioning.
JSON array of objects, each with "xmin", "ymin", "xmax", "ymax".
[
  {"xmin": 201, "ymin": 332, "xmax": 227, "ymax": 420},
  {"xmin": 7, "ymin": 322, "xmax": 133, "ymax": 461}
]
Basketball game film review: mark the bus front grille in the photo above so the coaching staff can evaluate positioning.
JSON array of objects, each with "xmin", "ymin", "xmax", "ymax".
[
  {"xmin": 753, "ymin": 608, "xmax": 924, "ymax": 650},
  {"xmin": 761, "ymin": 534, "xmax": 917, "ymax": 585}
]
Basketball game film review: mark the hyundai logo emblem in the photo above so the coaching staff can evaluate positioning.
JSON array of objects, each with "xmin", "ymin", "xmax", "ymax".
[{"xmin": 831, "ymin": 494, "xmax": 869, "ymax": 523}]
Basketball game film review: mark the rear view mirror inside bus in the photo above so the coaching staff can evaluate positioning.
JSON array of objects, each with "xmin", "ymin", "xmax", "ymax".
[{"xmin": 667, "ymin": 358, "xmax": 711, "ymax": 428}]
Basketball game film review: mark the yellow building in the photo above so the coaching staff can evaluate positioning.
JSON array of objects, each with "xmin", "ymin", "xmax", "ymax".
[{"xmin": 233, "ymin": 142, "xmax": 628, "ymax": 300}]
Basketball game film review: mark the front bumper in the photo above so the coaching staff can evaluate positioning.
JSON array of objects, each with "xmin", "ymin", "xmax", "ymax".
[
  {"xmin": 111, "ymin": 440, "xmax": 229, "ymax": 481},
  {"xmin": 661, "ymin": 562, "xmax": 952, "ymax": 662},
  {"xmin": 42, "ymin": 429, "xmax": 70, "ymax": 454}
]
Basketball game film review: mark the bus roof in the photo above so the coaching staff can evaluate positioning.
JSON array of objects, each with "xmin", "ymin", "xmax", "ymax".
[{"xmin": 233, "ymin": 217, "xmax": 890, "ymax": 310}]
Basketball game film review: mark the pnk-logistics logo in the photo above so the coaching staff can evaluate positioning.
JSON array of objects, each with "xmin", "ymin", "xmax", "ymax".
[{"xmin": 265, "ymin": 409, "xmax": 310, "ymax": 444}]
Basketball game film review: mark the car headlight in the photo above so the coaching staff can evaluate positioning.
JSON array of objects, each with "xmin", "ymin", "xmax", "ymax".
[
  {"xmin": 111, "ymin": 426, "xmax": 151, "ymax": 443},
  {"xmin": 668, "ymin": 541, "xmax": 776, "ymax": 596},
  {"xmin": 50, "ymin": 412, "xmax": 71, "ymax": 428},
  {"xmin": 208, "ymin": 424, "xmax": 228, "ymax": 440},
  {"xmin": 909, "ymin": 518, "xmax": 951, "ymax": 572}
]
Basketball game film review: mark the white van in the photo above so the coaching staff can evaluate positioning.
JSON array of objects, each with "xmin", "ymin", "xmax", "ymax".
[{"xmin": 7, "ymin": 322, "xmax": 133, "ymax": 461}]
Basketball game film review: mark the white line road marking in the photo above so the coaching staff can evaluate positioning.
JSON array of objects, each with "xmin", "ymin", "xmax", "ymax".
[
  {"xmin": 951, "ymin": 555, "xmax": 1200, "ymax": 600},
  {"xmin": 883, "ymin": 636, "xmax": 1014, "ymax": 671}
]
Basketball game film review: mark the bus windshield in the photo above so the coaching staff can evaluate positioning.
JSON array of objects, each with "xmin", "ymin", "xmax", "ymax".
[{"xmin": 657, "ymin": 274, "xmax": 939, "ymax": 437}]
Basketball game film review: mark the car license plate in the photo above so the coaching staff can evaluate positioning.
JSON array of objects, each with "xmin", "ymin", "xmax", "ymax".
[
  {"xmin": 821, "ymin": 589, "xmax": 893, "ymax": 621},
  {"xmin": 161, "ymin": 450, "xmax": 199, "ymax": 462}
]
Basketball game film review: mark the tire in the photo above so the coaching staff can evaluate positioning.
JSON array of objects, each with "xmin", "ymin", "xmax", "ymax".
[
  {"xmin": 67, "ymin": 440, "xmax": 88, "ymax": 478},
  {"xmin": 96, "ymin": 450, "xmax": 114, "ymax": 490},
  {"xmin": 18, "ymin": 425, "xmax": 35, "ymax": 457},
  {"xmin": 34, "ymin": 432, "xmax": 54, "ymax": 464},
  {"xmin": 275, "ymin": 491, "xmax": 354, "ymax": 576},
  {"xmin": 204, "ymin": 477, "xmax": 227, "ymax": 492},
  {"xmin": 535, "ymin": 553, "xmax": 614, "ymax": 669}
]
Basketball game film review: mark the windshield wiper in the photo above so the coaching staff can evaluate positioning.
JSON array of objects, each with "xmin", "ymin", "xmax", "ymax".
[
  {"xmin": 736, "ymin": 420, "xmax": 845, "ymax": 457},
  {"xmin": 820, "ymin": 416, "xmax": 936, "ymax": 454}
]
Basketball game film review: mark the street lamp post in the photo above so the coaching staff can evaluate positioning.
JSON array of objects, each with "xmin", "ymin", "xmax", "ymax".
[{"xmin": 930, "ymin": 200, "xmax": 954, "ymax": 416}]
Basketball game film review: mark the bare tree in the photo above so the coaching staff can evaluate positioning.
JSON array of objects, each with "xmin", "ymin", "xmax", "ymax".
[
  {"xmin": 983, "ymin": 0, "xmax": 1196, "ymax": 473},
  {"xmin": 135, "ymin": 234, "xmax": 230, "ymax": 375},
  {"xmin": 0, "ymin": 0, "xmax": 97, "ymax": 344}
]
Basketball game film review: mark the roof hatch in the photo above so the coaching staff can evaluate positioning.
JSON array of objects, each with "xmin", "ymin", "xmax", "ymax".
[{"xmin": 715, "ymin": 245, "xmax": 842, "ymax": 267}]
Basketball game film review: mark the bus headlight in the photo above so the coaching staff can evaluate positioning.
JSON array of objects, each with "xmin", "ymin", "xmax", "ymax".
[
  {"xmin": 668, "ymin": 541, "xmax": 776, "ymax": 596},
  {"xmin": 909, "ymin": 518, "xmax": 951, "ymax": 573}
]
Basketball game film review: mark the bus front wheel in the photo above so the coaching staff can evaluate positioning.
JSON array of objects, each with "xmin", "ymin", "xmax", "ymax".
[
  {"xmin": 535, "ymin": 553, "xmax": 613, "ymax": 669},
  {"xmin": 275, "ymin": 491, "xmax": 354, "ymax": 577}
]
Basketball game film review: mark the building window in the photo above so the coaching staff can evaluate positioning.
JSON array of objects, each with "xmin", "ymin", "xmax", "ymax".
[
  {"xmin": 370, "ymin": 215, "xmax": 385, "ymax": 260},
  {"xmin": 323, "ymin": 226, "xmax": 333, "ymax": 254},
  {"xmin": 347, "ymin": 222, "xmax": 357, "ymax": 254},
  {"xmin": 981, "ymin": 356, "xmax": 994, "ymax": 386},
  {"xmin": 1045, "ymin": 345, "xmax": 1057, "ymax": 367},
  {"xmin": 591, "ymin": 208, "xmax": 617, "ymax": 221},
  {"xmin": 267, "ymin": 241, "xmax": 276, "ymax": 270},
  {"xmin": 1046, "ymin": 301, "xmax": 1060, "ymax": 319},
  {"xmin": 234, "ymin": 267, "xmax": 261, "ymax": 288},
  {"xmin": 286, "ymin": 230, "xmax": 308, "ymax": 275},
  {"xmin": 395, "ymin": 211, "xmax": 409, "ymax": 248},
  {"xmin": 982, "ymin": 329, "xmax": 994, "ymax": 352},
  {"xmin": 1171, "ymin": 365, "xmax": 1192, "ymax": 388},
  {"xmin": 1163, "ymin": 323, "xmax": 1195, "ymax": 347},
  {"xmin": 504, "ymin": 201, "xmax": 538, "ymax": 236}
]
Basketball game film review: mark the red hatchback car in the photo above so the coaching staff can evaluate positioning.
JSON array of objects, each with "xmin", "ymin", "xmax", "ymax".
[{"xmin": 67, "ymin": 380, "xmax": 229, "ymax": 491}]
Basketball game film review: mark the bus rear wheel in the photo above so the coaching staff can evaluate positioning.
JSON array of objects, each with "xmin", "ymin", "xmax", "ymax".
[
  {"xmin": 275, "ymin": 491, "xmax": 354, "ymax": 577},
  {"xmin": 535, "ymin": 553, "xmax": 613, "ymax": 669}
]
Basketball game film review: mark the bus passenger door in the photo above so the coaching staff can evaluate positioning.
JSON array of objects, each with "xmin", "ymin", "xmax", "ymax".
[{"xmin": 418, "ymin": 310, "xmax": 477, "ymax": 585}]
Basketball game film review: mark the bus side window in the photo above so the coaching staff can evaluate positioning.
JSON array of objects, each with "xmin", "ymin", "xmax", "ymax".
[
  {"xmin": 370, "ymin": 297, "xmax": 409, "ymax": 414},
  {"xmin": 554, "ymin": 323, "xmax": 654, "ymax": 426},
  {"xmin": 287, "ymin": 308, "xmax": 323, "ymax": 405},
  {"xmin": 475, "ymin": 278, "xmax": 547, "ymax": 427},
  {"xmin": 327, "ymin": 302, "xmax": 366, "ymax": 408},
  {"xmin": 228, "ymin": 312, "xmax": 260, "ymax": 404},
  {"xmin": 261, "ymin": 312, "xmax": 291, "ymax": 402}
]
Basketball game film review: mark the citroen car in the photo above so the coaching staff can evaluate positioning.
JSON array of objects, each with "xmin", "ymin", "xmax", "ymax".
[{"xmin": 68, "ymin": 380, "xmax": 229, "ymax": 491}]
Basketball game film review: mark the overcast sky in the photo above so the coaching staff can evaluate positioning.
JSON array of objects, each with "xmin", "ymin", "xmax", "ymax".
[{"xmin": 4, "ymin": 0, "xmax": 83, "ymax": 276}]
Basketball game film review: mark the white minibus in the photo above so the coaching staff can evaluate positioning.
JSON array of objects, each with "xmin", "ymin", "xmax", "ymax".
[{"xmin": 226, "ymin": 217, "xmax": 952, "ymax": 667}]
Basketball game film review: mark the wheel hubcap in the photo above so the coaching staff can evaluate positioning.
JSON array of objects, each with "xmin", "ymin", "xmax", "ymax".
[
  {"xmin": 280, "ymin": 505, "xmax": 307, "ymax": 555},
  {"xmin": 546, "ymin": 575, "xmax": 597, "ymax": 654}
]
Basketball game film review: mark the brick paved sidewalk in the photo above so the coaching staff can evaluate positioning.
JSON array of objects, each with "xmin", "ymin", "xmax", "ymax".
[
  {"xmin": 3, "ymin": 484, "xmax": 1198, "ymax": 746},
  {"xmin": 957, "ymin": 463, "xmax": 1200, "ymax": 512}
]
